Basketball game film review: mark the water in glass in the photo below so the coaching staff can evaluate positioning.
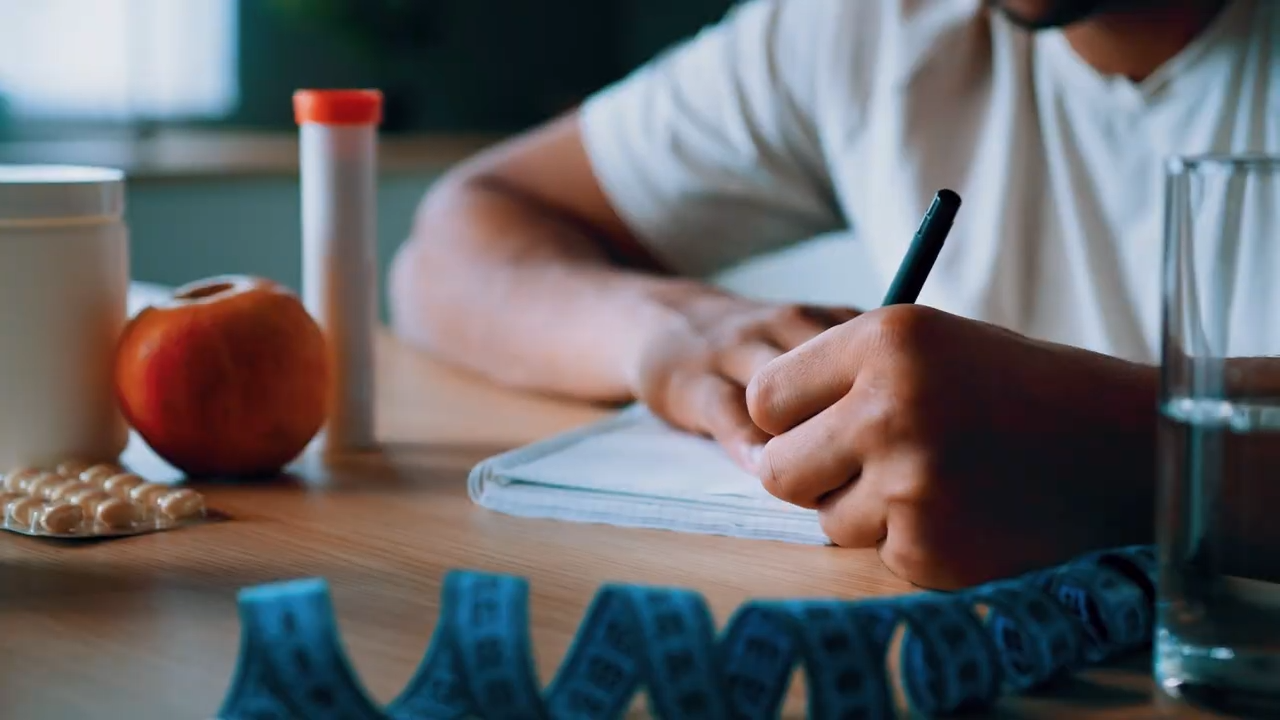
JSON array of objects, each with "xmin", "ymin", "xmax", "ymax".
[{"xmin": 1157, "ymin": 155, "xmax": 1280, "ymax": 714}]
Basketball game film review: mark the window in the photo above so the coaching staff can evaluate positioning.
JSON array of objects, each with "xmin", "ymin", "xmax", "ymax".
[{"xmin": 0, "ymin": 0, "xmax": 238, "ymax": 122}]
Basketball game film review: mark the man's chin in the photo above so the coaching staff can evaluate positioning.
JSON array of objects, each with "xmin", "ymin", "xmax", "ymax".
[{"xmin": 989, "ymin": 0, "xmax": 1114, "ymax": 30}]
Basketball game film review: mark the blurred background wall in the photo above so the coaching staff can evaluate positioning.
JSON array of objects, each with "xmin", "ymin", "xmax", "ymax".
[{"xmin": 0, "ymin": 0, "xmax": 880, "ymax": 318}]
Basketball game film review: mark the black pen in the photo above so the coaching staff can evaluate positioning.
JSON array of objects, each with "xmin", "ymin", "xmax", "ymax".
[{"xmin": 880, "ymin": 189, "xmax": 962, "ymax": 306}]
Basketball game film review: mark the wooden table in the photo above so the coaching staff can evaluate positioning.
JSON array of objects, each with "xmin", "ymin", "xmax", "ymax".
[{"xmin": 0, "ymin": 324, "xmax": 1212, "ymax": 718}]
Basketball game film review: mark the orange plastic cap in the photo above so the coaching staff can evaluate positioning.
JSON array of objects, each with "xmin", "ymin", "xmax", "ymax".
[{"xmin": 293, "ymin": 89, "xmax": 383, "ymax": 126}]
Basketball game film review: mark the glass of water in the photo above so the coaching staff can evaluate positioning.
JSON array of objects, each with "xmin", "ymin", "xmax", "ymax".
[{"xmin": 1157, "ymin": 154, "xmax": 1280, "ymax": 713}]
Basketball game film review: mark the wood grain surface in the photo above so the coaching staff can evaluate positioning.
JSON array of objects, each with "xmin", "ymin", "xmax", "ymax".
[{"xmin": 0, "ymin": 328, "xmax": 1220, "ymax": 718}]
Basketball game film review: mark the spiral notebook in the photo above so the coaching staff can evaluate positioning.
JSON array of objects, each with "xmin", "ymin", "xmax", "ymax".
[{"xmin": 467, "ymin": 405, "xmax": 827, "ymax": 544}]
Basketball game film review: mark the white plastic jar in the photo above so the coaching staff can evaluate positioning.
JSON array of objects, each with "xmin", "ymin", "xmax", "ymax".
[{"xmin": 0, "ymin": 165, "xmax": 131, "ymax": 470}]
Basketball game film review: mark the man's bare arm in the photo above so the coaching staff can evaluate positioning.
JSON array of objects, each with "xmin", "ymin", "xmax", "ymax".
[
  {"xmin": 389, "ymin": 111, "xmax": 699, "ymax": 401},
  {"xmin": 388, "ymin": 110, "xmax": 860, "ymax": 469}
]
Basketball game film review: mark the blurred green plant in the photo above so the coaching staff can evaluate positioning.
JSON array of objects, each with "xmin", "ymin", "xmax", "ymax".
[
  {"xmin": 266, "ymin": 0, "xmax": 448, "ymax": 130},
  {"xmin": 268, "ymin": 0, "xmax": 442, "ymax": 64}
]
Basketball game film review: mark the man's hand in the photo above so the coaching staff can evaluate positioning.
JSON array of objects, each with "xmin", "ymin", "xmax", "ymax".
[
  {"xmin": 745, "ymin": 304, "xmax": 1158, "ymax": 590},
  {"xmin": 629, "ymin": 285, "xmax": 859, "ymax": 472}
]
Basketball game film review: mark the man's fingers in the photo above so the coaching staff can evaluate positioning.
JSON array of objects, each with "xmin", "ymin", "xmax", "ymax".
[
  {"xmin": 765, "ymin": 307, "xmax": 833, "ymax": 350},
  {"xmin": 716, "ymin": 341, "xmax": 783, "ymax": 387},
  {"xmin": 746, "ymin": 325, "xmax": 863, "ymax": 436},
  {"xmin": 664, "ymin": 372, "xmax": 769, "ymax": 471},
  {"xmin": 817, "ymin": 478, "xmax": 887, "ymax": 549},
  {"xmin": 703, "ymin": 376, "xmax": 771, "ymax": 471},
  {"xmin": 756, "ymin": 394, "xmax": 865, "ymax": 508}
]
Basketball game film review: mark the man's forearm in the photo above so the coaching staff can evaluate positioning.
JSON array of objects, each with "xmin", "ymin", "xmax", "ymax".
[{"xmin": 388, "ymin": 175, "xmax": 700, "ymax": 402}]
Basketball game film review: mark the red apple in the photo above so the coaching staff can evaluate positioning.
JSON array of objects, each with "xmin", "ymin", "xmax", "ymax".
[{"xmin": 115, "ymin": 275, "xmax": 329, "ymax": 478}]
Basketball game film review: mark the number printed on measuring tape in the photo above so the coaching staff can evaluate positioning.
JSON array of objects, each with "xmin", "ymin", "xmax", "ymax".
[{"xmin": 216, "ymin": 544, "xmax": 1157, "ymax": 719}]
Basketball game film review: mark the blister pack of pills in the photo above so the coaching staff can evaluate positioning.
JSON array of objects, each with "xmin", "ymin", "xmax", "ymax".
[{"xmin": 0, "ymin": 460, "xmax": 207, "ymax": 538}]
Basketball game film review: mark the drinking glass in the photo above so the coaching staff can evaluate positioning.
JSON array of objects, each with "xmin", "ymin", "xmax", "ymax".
[{"xmin": 1157, "ymin": 154, "xmax": 1280, "ymax": 713}]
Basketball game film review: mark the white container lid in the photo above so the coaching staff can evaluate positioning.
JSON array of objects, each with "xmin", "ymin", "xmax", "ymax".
[{"xmin": 0, "ymin": 165, "xmax": 125, "ymax": 223}]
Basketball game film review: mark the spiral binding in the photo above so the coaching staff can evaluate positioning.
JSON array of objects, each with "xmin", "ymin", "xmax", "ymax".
[{"xmin": 217, "ymin": 544, "xmax": 1157, "ymax": 719}]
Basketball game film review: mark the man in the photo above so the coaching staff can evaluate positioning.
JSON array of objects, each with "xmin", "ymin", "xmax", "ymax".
[{"xmin": 389, "ymin": 0, "xmax": 1274, "ymax": 589}]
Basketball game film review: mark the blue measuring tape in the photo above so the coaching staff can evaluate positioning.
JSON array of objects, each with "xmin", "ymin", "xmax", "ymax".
[{"xmin": 217, "ymin": 544, "xmax": 1157, "ymax": 719}]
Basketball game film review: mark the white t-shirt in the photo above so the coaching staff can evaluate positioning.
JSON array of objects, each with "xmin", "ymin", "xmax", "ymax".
[{"xmin": 580, "ymin": 0, "xmax": 1280, "ymax": 364}]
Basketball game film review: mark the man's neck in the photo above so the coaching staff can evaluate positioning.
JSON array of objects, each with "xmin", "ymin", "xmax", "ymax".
[{"xmin": 1063, "ymin": 0, "xmax": 1231, "ymax": 82}]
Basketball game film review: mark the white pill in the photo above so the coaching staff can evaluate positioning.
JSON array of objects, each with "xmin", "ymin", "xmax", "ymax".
[
  {"xmin": 67, "ymin": 488, "xmax": 111, "ymax": 514},
  {"xmin": 129, "ymin": 483, "xmax": 169, "ymax": 508},
  {"xmin": 25, "ymin": 472, "xmax": 65, "ymax": 499},
  {"xmin": 2, "ymin": 467, "xmax": 39, "ymax": 493},
  {"xmin": 94, "ymin": 498, "xmax": 138, "ymax": 530},
  {"xmin": 38, "ymin": 502, "xmax": 84, "ymax": 534},
  {"xmin": 79, "ymin": 464, "xmax": 121, "ymax": 487},
  {"xmin": 55, "ymin": 460, "xmax": 91, "ymax": 478},
  {"xmin": 48, "ymin": 479, "xmax": 88, "ymax": 501},
  {"xmin": 6, "ymin": 497, "xmax": 45, "ymax": 529},
  {"xmin": 102, "ymin": 473, "xmax": 145, "ymax": 499},
  {"xmin": 157, "ymin": 489, "xmax": 205, "ymax": 521}
]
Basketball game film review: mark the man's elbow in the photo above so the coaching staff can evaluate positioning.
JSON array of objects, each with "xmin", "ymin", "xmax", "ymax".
[
  {"xmin": 388, "ymin": 235, "xmax": 432, "ymax": 348},
  {"xmin": 388, "ymin": 177, "xmax": 467, "ymax": 351}
]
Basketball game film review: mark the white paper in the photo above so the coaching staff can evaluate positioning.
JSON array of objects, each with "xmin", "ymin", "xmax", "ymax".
[{"xmin": 468, "ymin": 405, "xmax": 828, "ymax": 545}]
